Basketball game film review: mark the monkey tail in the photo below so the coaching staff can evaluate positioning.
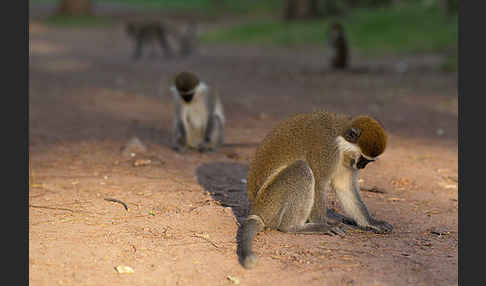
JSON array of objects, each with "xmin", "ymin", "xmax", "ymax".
[{"xmin": 240, "ymin": 215, "xmax": 264, "ymax": 269}]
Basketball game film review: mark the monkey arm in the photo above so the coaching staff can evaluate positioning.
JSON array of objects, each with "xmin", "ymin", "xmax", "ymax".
[
  {"xmin": 197, "ymin": 86, "xmax": 224, "ymax": 152},
  {"xmin": 332, "ymin": 168, "xmax": 392, "ymax": 233},
  {"xmin": 132, "ymin": 38, "xmax": 142, "ymax": 60},
  {"xmin": 157, "ymin": 28, "xmax": 173, "ymax": 58},
  {"xmin": 199, "ymin": 115, "xmax": 223, "ymax": 152},
  {"xmin": 171, "ymin": 116, "xmax": 187, "ymax": 152},
  {"xmin": 309, "ymin": 179, "xmax": 334, "ymax": 224},
  {"xmin": 170, "ymin": 88, "xmax": 187, "ymax": 151}
]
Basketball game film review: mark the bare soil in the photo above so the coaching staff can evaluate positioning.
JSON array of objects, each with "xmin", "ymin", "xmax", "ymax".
[{"xmin": 29, "ymin": 7, "xmax": 458, "ymax": 286}]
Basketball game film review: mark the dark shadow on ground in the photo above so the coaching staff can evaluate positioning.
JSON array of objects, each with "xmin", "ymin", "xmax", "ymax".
[
  {"xmin": 195, "ymin": 161, "xmax": 250, "ymax": 267},
  {"xmin": 222, "ymin": 143, "xmax": 259, "ymax": 148},
  {"xmin": 195, "ymin": 161, "xmax": 249, "ymax": 221}
]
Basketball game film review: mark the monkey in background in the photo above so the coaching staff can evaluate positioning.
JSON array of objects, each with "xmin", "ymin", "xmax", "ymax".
[
  {"xmin": 240, "ymin": 110, "xmax": 392, "ymax": 269},
  {"xmin": 327, "ymin": 22, "xmax": 349, "ymax": 69},
  {"xmin": 170, "ymin": 72, "xmax": 225, "ymax": 152},
  {"xmin": 125, "ymin": 21, "xmax": 173, "ymax": 60}
]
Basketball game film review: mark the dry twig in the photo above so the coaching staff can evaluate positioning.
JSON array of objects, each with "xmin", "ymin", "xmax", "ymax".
[
  {"xmin": 192, "ymin": 233, "xmax": 222, "ymax": 249},
  {"xmin": 104, "ymin": 198, "xmax": 129, "ymax": 211},
  {"xmin": 29, "ymin": 204, "xmax": 74, "ymax": 213},
  {"xmin": 361, "ymin": 186, "xmax": 387, "ymax": 194}
]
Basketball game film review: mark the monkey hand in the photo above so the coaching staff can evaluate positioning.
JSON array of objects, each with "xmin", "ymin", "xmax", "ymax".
[
  {"xmin": 366, "ymin": 219, "xmax": 393, "ymax": 234},
  {"xmin": 171, "ymin": 144, "xmax": 187, "ymax": 153},
  {"xmin": 197, "ymin": 142, "xmax": 215, "ymax": 153}
]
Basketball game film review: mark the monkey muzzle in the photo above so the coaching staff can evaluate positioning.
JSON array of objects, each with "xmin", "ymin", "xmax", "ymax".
[
  {"xmin": 181, "ymin": 92, "xmax": 194, "ymax": 102},
  {"xmin": 356, "ymin": 155, "xmax": 374, "ymax": 169}
]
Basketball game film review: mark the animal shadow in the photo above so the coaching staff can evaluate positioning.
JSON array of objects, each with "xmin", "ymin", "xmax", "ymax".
[
  {"xmin": 195, "ymin": 161, "xmax": 250, "ymax": 266},
  {"xmin": 195, "ymin": 161, "xmax": 250, "ymax": 223}
]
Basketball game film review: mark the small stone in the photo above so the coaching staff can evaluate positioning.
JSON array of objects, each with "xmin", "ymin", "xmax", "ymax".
[
  {"xmin": 227, "ymin": 276, "xmax": 240, "ymax": 285},
  {"xmin": 133, "ymin": 159, "xmax": 152, "ymax": 167},
  {"xmin": 429, "ymin": 227, "xmax": 450, "ymax": 236},
  {"xmin": 121, "ymin": 137, "xmax": 147, "ymax": 157}
]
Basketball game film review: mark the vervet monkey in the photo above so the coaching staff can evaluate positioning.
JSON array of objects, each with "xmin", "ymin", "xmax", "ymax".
[
  {"xmin": 125, "ymin": 21, "xmax": 173, "ymax": 60},
  {"xmin": 240, "ymin": 110, "xmax": 392, "ymax": 269},
  {"xmin": 170, "ymin": 72, "xmax": 225, "ymax": 152},
  {"xmin": 328, "ymin": 22, "xmax": 349, "ymax": 69}
]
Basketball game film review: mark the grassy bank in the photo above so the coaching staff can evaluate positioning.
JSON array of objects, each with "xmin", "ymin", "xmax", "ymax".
[
  {"xmin": 202, "ymin": 4, "xmax": 457, "ymax": 56},
  {"xmin": 31, "ymin": 0, "xmax": 457, "ymax": 57},
  {"xmin": 30, "ymin": 0, "xmax": 281, "ymax": 15}
]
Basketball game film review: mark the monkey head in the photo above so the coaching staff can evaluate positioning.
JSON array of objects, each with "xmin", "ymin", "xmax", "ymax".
[
  {"xmin": 175, "ymin": 71, "xmax": 200, "ymax": 103},
  {"xmin": 343, "ymin": 116, "xmax": 387, "ymax": 169},
  {"xmin": 125, "ymin": 22, "xmax": 137, "ymax": 36},
  {"xmin": 328, "ymin": 22, "xmax": 345, "ymax": 44},
  {"xmin": 330, "ymin": 22, "xmax": 343, "ymax": 32}
]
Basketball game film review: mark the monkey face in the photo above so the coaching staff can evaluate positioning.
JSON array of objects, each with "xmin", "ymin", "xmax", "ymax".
[
  {"xmin": 181, "ymin": 93, "xmax": 194, "ymax": 103},
  {"xmin": 356, "ymin": 155, "xmax": 374, "ymax": 169}
]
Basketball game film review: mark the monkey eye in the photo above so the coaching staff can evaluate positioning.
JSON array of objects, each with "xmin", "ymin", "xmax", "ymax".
[{"xmin": 344, "ymin": 127, "xmax": 361, "ymax": 143}]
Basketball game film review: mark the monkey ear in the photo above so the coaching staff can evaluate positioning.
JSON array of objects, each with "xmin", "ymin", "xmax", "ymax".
[{"xmin": 344, "ymin": 127, "xmax": 361, "ymax": 143}]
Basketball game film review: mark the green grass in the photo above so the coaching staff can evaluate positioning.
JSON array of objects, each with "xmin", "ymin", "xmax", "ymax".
[
  {"xmin": 202, "ymin": 3, "xmax": 458, "ymax": 55},
  {"xmin": 31, "ymin": 1, "xmax": 457, "ymax": 55},
  {"xmin": 441, "ymin": 53, "xmax": 458, "ymax": 72},
  {"xmin": 30, "ymin": 0, "xmax": 281, "ymax": 14},
  {"xmin": 43, "ymin": 15, "xmax": 115, "ymax": 27}
]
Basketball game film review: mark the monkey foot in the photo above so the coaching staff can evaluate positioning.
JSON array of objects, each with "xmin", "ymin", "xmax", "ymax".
[
  {"xmin": 327, "ymin": 225, "xmax": 346, "ymax": 237},
  {"xmin": 366, "ymin": 219, "xmax": 393, "ymax": 234}
]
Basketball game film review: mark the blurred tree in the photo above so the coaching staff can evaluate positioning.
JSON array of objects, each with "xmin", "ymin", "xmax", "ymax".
[
  {"xmin": 440, "ymin": 0, "xmax": 458, "ymax": 15},
  {"xmin": 56, "ymin": 0, "xmax": 93, "ymax": 16},
  {"xmin": 284, "ymin": 0, "xmax": 395, "ymax": 21},
  {"xmin": 284, "ymin": 0, "xmax": 318, "ymax": 20}
]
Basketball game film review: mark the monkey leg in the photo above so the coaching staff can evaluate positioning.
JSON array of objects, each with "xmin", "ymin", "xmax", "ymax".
[
  {"xmin": 308, "ymin": 180, "xmax": 342, "ymax": 226},
  {"xmin": 171, "ymin": 119, "xmax": 187, "ymax": 152},
  {"xmin": 252, "ymin": 160, "xmax": 344, "ymax": 236},
  {"xmin": 240, "ymin": 161, "xmax": 344, "ymax": 269},
  {"xmin": 158, "ymin": 35, "xmax": 173, "ymax": 58},
  {"xmin": 132, "ymin": 40, "xmax": 143, "ymax": 60}
]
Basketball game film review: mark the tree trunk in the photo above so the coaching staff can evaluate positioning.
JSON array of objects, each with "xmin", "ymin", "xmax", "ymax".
[
  {"xmin": 284, "ymin": 0, "xmax": 318, "ymax": 20},
  {"xmin": 56, "ymin": 0, "xmax": 93, "ymax": 16}
]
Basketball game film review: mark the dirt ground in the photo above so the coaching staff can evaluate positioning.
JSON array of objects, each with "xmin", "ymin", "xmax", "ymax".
[{"xmin": 29, "ymin": 5, "xmax": 458, "ymax": 286}]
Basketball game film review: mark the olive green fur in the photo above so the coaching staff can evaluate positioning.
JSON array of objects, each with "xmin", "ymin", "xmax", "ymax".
[
  {"xmin": 241, "ymin": 110, "xmax": 391, "ymax": 270},
  {"xmin": 349, "ymin": 116, "xmax": 387, "ymax": 158},
  {"xmin": 175, "ymin": 71, "xmax": 200, "ymax": 94},
  {"xmin": 247, "ymin": 110, "xmax": 351, "ymax": 204}
]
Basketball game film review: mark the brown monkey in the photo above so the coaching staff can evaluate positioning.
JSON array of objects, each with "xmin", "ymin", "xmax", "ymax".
[
  {"xmin": 240, "ymin": 110, "xmax": 391, "ymax": 269},
  {"xmin": 328, "ymin": 22, "xmax": 349, "ymax": 69}
]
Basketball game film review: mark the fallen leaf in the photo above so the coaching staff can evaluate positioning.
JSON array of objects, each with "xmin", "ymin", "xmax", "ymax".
[
  {"xmin": 115, "ymin": 265, "xmax": 134, "ymax": 274},
  {"xmin": 227, "ymin": 276, "xmax": 240, "ymax": 285},
  {"xmin": 438, "ymin": 181, "xmax": 457, "ymax": 189}
]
